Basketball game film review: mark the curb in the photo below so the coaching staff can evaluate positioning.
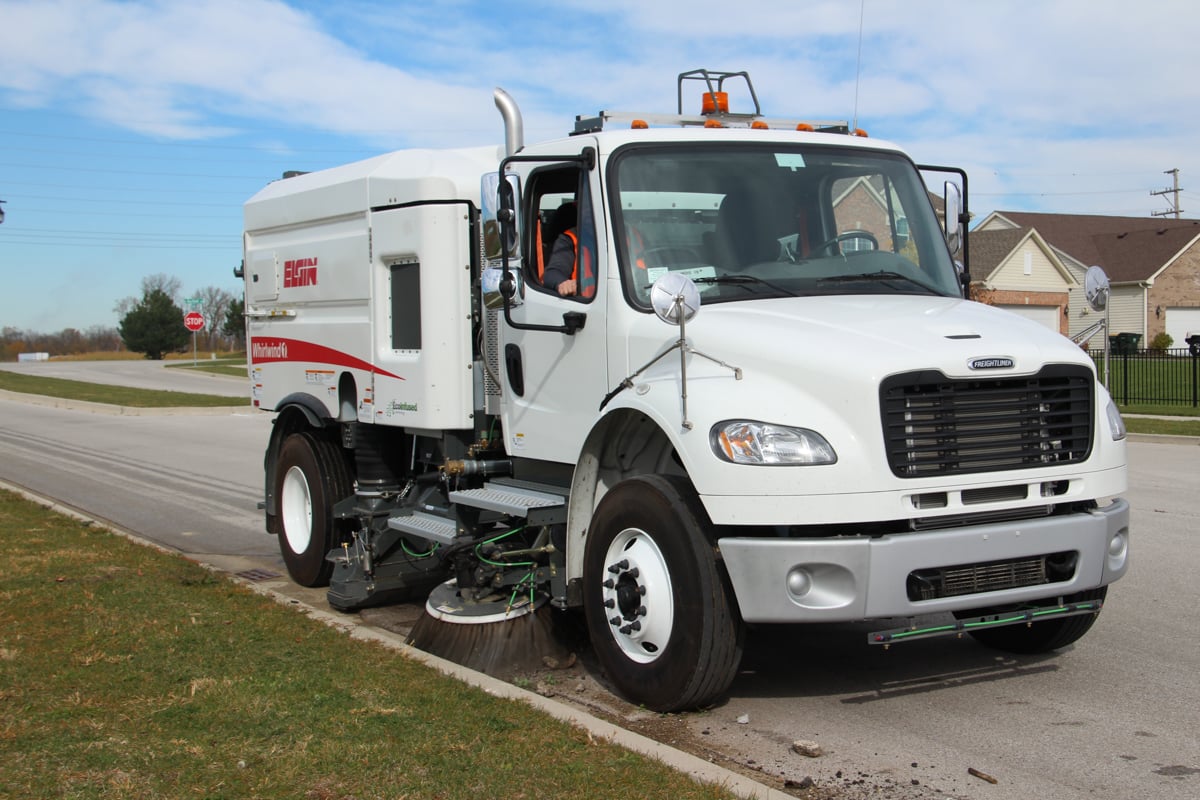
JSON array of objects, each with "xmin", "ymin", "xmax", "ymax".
[
  {"xmin": 0, "ymin": 388, "xmax": 250, "ymax": 416},
  {"xmin": 0, "ymin": 479, "xmax": 791, "ymax": 800}
]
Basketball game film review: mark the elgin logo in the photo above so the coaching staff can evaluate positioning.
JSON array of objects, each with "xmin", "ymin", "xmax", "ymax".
[{"xmin": 283, "ymin": 257, "xmax": 318, "ymax": 288}]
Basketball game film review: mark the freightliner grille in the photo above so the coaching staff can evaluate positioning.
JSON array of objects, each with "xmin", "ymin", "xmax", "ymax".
[{"xmin": 880, "ymin": 365, "xmax": 1093, "ymax": 478}]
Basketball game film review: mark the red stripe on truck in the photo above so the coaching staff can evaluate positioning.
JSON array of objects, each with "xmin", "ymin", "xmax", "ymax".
[{"xmin": 249, "ymin": 337, "xmax": 404, "ymax": 381}]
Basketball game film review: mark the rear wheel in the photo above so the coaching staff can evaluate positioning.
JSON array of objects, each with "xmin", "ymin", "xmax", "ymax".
[
  {"xmin": 274, "ymin": 432, "xmax": 353, "ymax": 587},
  {"xmin": 583, "ymin": 475, "xmax": 743, "ymax": 712},
  {"xmin": 958, "ymin": 587, "xmax": 1107, "ymax": 653}
]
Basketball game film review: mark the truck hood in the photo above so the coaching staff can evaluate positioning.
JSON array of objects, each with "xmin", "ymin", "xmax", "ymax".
[{"xmin": 651, "ymin": 293, "xmax": 1090, "ymax": 382}]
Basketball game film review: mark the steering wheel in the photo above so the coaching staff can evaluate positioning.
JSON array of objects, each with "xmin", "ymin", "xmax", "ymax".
[{"xmin": 810, "ymin": 231, "xmax": 879, "ymax": 257}]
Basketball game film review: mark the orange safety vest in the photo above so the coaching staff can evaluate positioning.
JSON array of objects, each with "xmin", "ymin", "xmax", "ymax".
[{"xmin": 563, "ymin": 229, "xmax": 596, "ymax": 298}]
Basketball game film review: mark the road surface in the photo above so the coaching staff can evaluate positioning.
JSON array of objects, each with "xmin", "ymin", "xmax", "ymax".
[{"xmin": 0, "ymin": 361, "xmax": 1195, "ymax": 799}]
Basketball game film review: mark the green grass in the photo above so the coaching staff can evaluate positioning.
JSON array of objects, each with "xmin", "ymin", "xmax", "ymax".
[
  {"xmin": 165, "ymin": 359, "xmax": 249, "ymax": 379},
  {"xmin": 1094, "ymin": 354, "xmax": 1200, "ymax": 408},
  {"xmin": 0, "ymin": 490, "xmax": 737, "ymax": 800},
  {"xmin": 0, "ymin": 371, "xmax": 242, "ymax": 408},
  {"xmin": 1123, "ymin": 416, "xmax": 1200, "ymax": 437}
]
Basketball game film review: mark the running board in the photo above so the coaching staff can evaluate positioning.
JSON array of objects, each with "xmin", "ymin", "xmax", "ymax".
[
  {"xmin": 448, "ymin": 482, "xmax": 567, "ymax": 525},
  {"xmin": 868, "ymin": 599, "xmax": 1103, "ymax": 646},
  {"xmin": 387, "ymin": 511, "xmax": 458, "ymax": 545}
]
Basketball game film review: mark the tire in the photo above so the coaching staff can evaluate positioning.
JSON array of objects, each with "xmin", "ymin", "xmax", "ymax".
[
  {"xmin": 583, "ymin": 475, "xmax": 743, "ymax": 712},
  {"xmin": 958, "ymin": 586, "xmax": 1107, "ymax": 654},
  {"xmin": 274, "ymin": 432, "xmax": 354, "ymax": 587}
]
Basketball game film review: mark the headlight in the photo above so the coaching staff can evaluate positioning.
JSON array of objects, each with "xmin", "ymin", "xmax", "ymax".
[
  {"xmin": 1105, "ymin": 400, "xmax": 1126, "ymax": 441},
  {"xmin": 710, "ymin": 421, "xmax": 837, "ymax": 466}
]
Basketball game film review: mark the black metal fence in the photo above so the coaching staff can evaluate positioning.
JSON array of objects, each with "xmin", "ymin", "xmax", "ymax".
[{"xmin": 1089, "ymin": 347, "xmax": 1200, "ymax": 407}]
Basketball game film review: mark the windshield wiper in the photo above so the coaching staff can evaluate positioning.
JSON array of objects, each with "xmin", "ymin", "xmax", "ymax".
[
  {"xmin": 693, "ymin": 274, "xmax": 797, "ymax": 297},
  {"xmin": 818, "ymin": 271, "xmax": 944, "ymax": 296}
]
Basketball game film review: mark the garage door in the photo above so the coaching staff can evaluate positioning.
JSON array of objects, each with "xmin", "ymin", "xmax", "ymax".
[
  {"xmin": 997, "ymin": 304, "xmax": 1060, "ymax": 331},
  {"xmin": 1166, "ymin": 307, "xmax": 1200, "ymax": 347}
]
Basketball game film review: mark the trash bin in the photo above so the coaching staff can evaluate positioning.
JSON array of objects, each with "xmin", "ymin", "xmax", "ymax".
[
  {"xmin": 1109, "ymin": 333, "xmax": 1142, "ymax": 355},
  {"xmin": 1186, "ymin": 333, "xmax": 1200, "ymax": 357}
]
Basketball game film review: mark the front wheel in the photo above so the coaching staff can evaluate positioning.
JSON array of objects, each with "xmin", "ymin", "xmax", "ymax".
[
  {"xmin": 957, "ymin": 587, "xmax": 1108, "ymax": 653},
  {"xmin": 583, "ymin": 475, "xmax": 743, "ymax": 712},
  {"xmin": 274, "ymin": 432, "xmax": 354, "ymax": 587}
]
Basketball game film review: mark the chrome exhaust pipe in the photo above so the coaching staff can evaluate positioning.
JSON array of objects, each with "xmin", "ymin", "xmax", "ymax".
[{"xmin": 493, "ymin": 88, "xmax": 524, "ymax": 157}]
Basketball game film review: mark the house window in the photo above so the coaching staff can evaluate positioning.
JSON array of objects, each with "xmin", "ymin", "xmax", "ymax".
[{"xmin": 841, "ymin": 229, "xmax": 878, "ymax": 252}]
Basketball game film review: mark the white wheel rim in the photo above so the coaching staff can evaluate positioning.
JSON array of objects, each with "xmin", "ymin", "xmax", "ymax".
[
  {"xmin": 280, "ymin": 465, "xmax": 313, "ymax": 553},
  {"xmin": 600, "ymin": 527, "xmax": 673, "ymax": 664}
]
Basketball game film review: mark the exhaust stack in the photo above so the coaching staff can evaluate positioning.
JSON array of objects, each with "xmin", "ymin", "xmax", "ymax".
[{"xmin": 493, "ymin": 88, "xmax": 524, "ymax": 157}]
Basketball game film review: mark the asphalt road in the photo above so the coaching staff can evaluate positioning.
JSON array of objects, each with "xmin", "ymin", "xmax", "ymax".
[{"xmin": 0, "ymin": 360, "xmax": 1196, "ymax": 799}]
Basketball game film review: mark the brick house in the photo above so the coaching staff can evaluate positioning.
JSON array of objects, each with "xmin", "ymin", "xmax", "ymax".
[
  {"xmin": 976, "ymin": 211, "xmax": 1200, "ymax": 348},
  {"xmin": 967, "ymin": 226, "xmax": 1075, "ymax": 335}
]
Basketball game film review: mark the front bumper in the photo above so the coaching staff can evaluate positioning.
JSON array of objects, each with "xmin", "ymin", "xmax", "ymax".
[{"xmin": 718, "ymin": 498, "xmax": 1129, "ymax": 623}]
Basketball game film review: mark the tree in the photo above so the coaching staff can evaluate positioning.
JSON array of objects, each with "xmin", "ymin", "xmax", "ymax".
[
  {"xmin": 141, "ymin": 273, "xmax": 183, "ymax": 302},
  {"xmin": 222, "ymin": 297, "xmax": 246, "ymax": 350},
  {"xmin": 118, "ymin": 288, "xmax": 189, "ymax": 359},
  {"xmin": 195, "ymin": 285, "xmax": 234, "ymax": 350},
  {"xmin": 114, "ymin": 273, "xmax": 181, "ymax": 322}
]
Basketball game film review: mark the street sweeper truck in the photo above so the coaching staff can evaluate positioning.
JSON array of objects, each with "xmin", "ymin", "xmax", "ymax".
[{"xmin": 241, "ymin": 70, "xmax": 1130, "ymax": 712}]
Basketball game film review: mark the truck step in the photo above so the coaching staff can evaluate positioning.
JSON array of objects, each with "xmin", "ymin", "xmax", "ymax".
[
  {"xmin": 449, "ymin": 482, "xmax": 566, "ymax": 523},
  {"xmin": 386, "ymin": 511, "xmax": 458, "ymax": 545}
]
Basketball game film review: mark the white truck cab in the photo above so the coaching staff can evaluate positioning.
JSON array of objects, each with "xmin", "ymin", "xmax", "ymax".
[{"xmin": 243, "ymin": 70, "xmax": 1129, "ymax": 711}]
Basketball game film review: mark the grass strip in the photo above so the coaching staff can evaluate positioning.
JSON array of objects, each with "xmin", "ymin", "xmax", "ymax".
[
  {"xmin": 0, "ymin": 371, "xmax": 241, "ymax": 408},
  {"xmin": 164, "ymin": 363, "xmax": 250, "ymax": 379},
  {"xmin": 0, "ymin": 491, "xmax": 736, "ymax": 800},
  {"xmin": 1124, "ymin": 417, "xmax": 1200, "ymax": 437}
]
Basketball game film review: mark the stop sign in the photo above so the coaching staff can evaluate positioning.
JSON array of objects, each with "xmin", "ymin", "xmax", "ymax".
[{"xmin": 183, "ymin": 311, "xmax": 205, "ymax": 332}]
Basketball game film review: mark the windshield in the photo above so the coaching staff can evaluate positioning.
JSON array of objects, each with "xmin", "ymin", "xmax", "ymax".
[{"xmin": 610, "ymin": 144, "xmax": 961, "ymax": 307}]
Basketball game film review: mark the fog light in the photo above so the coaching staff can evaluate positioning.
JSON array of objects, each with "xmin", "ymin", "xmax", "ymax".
[
  {"xmin": 786, "ymin": 567, "xmax": 812, "ymax": 599},
  {"xmin": 1108, "ymin": 531, "xmax": 1128, "ymax": 560}
]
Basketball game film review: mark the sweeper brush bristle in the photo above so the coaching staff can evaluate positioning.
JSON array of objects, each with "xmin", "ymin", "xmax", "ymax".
[{"xmin": 406, "ymin": 603, "xmax": 575, "ymax": 679}]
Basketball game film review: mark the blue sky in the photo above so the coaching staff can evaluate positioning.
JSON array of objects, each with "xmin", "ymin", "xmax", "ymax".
[{"xmin": 2, "ymin": 0, "xmax": 1198, "ymax": 333}]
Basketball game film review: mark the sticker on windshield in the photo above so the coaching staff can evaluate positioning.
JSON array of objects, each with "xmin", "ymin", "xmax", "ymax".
[{"xmin": 775, "ymin": 153, "xmax": 807, "ymax": 170}]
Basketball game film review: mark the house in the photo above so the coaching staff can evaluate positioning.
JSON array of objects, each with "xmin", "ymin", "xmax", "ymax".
[
  {"xmin": 967, "ymin": 226, "xmax": 1075, "ymax": 335},
  {"xmin": 975, "ymin": 211, "xmax": 1200, "ymax": 348}
]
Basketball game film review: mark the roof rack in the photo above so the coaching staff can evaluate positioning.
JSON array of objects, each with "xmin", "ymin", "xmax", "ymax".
[{"xmin": 572, "ymin": 68, "xmax": 851, "ymax": 135}]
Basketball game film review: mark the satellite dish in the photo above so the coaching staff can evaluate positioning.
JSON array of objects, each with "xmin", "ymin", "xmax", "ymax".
[
  {"xmin": 650, "ymin": 272, "xmax": 701, "ymax": 326},
  {"xmin": 1084, "ymin": 266, "xmax": 1110, "ymax": 312}
]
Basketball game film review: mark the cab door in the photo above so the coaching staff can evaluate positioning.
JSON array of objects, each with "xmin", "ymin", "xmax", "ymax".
[{"xmin": 498, "ymin": 147, "xmax": 610, "ymax": 464}]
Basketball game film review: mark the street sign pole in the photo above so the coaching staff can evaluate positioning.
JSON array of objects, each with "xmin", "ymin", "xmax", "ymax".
[{"xmin": 183, "ymin": 309, "xmax": 206, "ymax": 366}]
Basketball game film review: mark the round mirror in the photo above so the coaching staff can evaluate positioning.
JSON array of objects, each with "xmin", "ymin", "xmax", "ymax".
[
  {"xmin": 650, "ymin": 272, "xmax": 701, "ymax": 325},
  {"xmin": 1084, "ymin": 265, "xmax": 1110, "ymax": 312}
]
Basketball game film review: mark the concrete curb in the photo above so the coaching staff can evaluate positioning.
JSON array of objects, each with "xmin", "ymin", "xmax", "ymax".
[
  {"xmin": 0, "ymin": 388, "xmax": 251, "ymax": 416},
  {"xmin": 0, "ymin": 479, "xmax": 790, "ymax": 800}
]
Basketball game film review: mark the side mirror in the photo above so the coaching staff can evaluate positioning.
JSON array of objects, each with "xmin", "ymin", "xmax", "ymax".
[
  {"xmin": 481, "ymin": 266, "xmax": 522, "ymax": 309},
  {"xmin": 943, "ymin": 181, "xmax": 962, "ymax": 255},
  {"xmin": 650, "ymin": 273, "xmax": 701, "ymax": 325},
  {"xmin": 481, "ymin": 172, "xmax": 521, "ymax": 262},
  {"xmin": 1084, "ymin": 265, "xmax": 1110, "ymax": 312}
]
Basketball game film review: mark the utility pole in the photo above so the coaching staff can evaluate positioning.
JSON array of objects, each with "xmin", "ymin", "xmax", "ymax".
[{"xmin": 1151, "ymin": 168, "xmax": 1184, "ymax": 218}]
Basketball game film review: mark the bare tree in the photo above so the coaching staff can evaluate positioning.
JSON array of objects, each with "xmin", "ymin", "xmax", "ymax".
[
  {"xmin": 141, "ymin": 273, "xmax": 183, "ymax": 303},
  {"xmin": 194, "ymin": 286, "xmax": 235, "ymax": 350}
]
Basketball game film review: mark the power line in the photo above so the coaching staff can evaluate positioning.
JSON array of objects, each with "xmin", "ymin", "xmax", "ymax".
[{"xmin": 0, "ymin": 161, "xmax": 272, "ymax": 180}]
